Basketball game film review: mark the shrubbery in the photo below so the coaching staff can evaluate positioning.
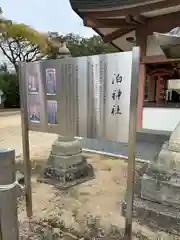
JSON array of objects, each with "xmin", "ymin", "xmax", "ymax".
[{"xmin": 0, "ymin": 72, "xmax": 20, "ymax": 108}]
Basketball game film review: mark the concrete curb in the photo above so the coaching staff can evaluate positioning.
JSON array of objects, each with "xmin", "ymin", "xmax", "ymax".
[
  {"xmin": 75, "ymin": 137, "xmax": 155, "ymax": 164},
  {"xmin": 82, "ymin": 148, "xmax": 150, "ymax": 164},
  {"xmin": 0, "ymin": 111, "xmax": 20, "ymax": 116}
]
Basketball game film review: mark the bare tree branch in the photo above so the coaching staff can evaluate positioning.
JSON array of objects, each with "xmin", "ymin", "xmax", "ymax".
[
  {"xmin": 23, "ymin": 45, "xmax": 39, "ymax": 60},
  {"xmin": 0, "ymin": 36, "xmax": 44, "ymax": 74},
  {"xmin": 26, "ymin": 48, "xmax": 40, "ymax": 62},
  {"xmin": 6, "ymin": 38, "xmax": 17, "ymax": 63}
]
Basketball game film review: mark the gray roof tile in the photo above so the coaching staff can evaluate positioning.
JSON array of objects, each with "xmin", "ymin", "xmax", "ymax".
[{"xmin": 70, "ymin": 0, "xmax": 149, "ymax": 9}]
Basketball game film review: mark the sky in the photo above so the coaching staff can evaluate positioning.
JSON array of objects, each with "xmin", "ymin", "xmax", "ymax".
[{"xmin": 0, "ymin": 0, "xmax": 96, "ymax": 37}]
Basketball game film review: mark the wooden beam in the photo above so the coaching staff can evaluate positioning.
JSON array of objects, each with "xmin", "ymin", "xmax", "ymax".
[
  {"xmin": 126, "ymin": 15, "xmax": 147, "ymax": 24},
  {"xmin": 132, "ymin": 15, "xmax": 147, "ymax": 24},
  {"xmin": 125, "ymin": 15, "xmax": 136, "ymax": 24},
  {"xmin": 82, "ymin": 0, "xmax": 180, "ymax": 18},
  {"xmin": 142, "ymin": 55, "xmax": 180, "ymax": 64},
  {"xmin": 135, "ymin": 25, "xmax": 147, "ymax": 58},
  {"xmin": 103, "ymin": 28, "xmax": 135, "ymax": 42},
  {"xmin": 83, "ymin": 17, "xmax": 137, "ymax": 28},
  {"xmin": 145, "ymin": 11, "xmax": 180, "ymax": 35}
]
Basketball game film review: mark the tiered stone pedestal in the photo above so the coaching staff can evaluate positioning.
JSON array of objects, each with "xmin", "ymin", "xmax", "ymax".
[
  {"xmin": 39, "ymin": 136, "xmax": 94, "ymax": 189},
  {"xmin": 122, "ymin": 122, "xmax": 180, "ymax": 234}
]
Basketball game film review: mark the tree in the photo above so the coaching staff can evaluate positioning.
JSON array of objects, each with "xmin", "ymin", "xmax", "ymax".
[
  {"xmin": 0, "ymin": 23, "xmax": 49, "ymax": 74},
  {"xmin": 0, "ymin": 9, "xmax": 50, "ymax": 74},
  {"xmin": 0, "ymin": 7, "xmax": 7, "ymax": 33},
  {"xmin": 0, "ymin": 71, "xmax": 19, "ymax": 108},
  {"xmin": 66, "ymin": 34, "xmax": 118, "ymax": 57},
  {"xmin": 46, "ymin": 33, "xmax": 118, "ymax": 59}
]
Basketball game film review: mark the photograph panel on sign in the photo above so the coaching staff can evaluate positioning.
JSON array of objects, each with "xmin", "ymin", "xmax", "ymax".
[
  {"xmin": 47, "ymin": 100, "xmax": 57, "ymax": 124},
  {"xmin": 28, "ymin": 95, "xmax": 40, "ymax": 123},
  {"xmin": 28, "ymin": 74, "xmax": 39, "ymax": 95},
  {"xmin": 46, "ymin": 68, "xmax": 56, "ymax": 95}
]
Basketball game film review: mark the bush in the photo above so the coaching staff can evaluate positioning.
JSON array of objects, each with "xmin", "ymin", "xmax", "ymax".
[{"xmin": 0, "ymin": 72, "xmax": 20, "ymax": 108}]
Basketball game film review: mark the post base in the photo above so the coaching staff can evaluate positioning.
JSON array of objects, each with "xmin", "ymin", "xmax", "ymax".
[
  {"xmin": 38, "ymin": 156, "xmax": 94, "ymax": 189},
  {"xmin": 38, "ymin": 136, "xmax": 95, "ymax": 188}
]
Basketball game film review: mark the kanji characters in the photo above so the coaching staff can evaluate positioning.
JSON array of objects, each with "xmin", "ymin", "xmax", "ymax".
[{"xmin": 112, "ymin": 74, "xmax": 122, "ymax": 84}]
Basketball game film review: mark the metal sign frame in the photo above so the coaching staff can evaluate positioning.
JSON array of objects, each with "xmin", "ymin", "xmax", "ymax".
[
  {"xmin": 20, "ymin": 53, "xmax": 133, "ymax": 142},
  {"xmin": 125, "ymin": 47, "xmax": 140, "ymax": 239},
  {"xmin": 18, "ymin": 46, "xmax": 140, "ymax": 239},
  {"xmin": 19, "ymin": 62, "xmax": 32, "ymax": 218}
]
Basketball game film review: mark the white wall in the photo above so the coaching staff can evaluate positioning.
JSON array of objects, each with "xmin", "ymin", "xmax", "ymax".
[
  {"xmin": 142, "ymin": 107, "xmax": 180, "ymax": 131},
  {"xmin": 146, "ymin": 35, "xmax": 164, "ymax": 56}
]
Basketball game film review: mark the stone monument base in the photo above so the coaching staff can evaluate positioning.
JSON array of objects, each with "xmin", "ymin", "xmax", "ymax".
[
  {"xmin": 39, "ymin": 156, "xmax": 94, "ymax": 189},
  {"xmin": 122, "ymin": 197, "xmax": 180, "ymax": 234},
  {"xmin": 38, "ymin": 136, "xmax": 94, "ymax": 189},
  {"xmin": 141, "ymin": 174, "xmax": 180, "ymax": 208},
  {"xmin": 121, "ymin": 163, "xmax": 180, "ymax": 234}
]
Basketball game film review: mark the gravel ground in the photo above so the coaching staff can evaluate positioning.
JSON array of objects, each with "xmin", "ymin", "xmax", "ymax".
[{"xmin": 0, "ymin": 113, "xmax": 176, "ymax": 239}]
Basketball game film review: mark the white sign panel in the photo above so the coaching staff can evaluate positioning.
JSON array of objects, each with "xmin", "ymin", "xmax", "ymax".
[
  {"xmin": 24, "ymin": 51, "xmax": 132, "ymax": 143},
  {"xmin": 103, "ymin": 52, "xmax": 132, "ymax": 142}
]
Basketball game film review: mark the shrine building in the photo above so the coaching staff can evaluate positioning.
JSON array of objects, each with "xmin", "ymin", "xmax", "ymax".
[{"xmin": 70, "ymin": 0, "xmax": 180, "ymax": 132}]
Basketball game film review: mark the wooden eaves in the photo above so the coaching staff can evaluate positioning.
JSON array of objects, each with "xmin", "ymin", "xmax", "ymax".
[{"xmin": 70, "ymin": 0, "xmax": 180, "ymax": 51}]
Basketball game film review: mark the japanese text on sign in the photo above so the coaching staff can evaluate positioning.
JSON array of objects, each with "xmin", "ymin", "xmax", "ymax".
[{"xmin": 111, "ymin": 73, "xmax": 123, "ymax": 115}]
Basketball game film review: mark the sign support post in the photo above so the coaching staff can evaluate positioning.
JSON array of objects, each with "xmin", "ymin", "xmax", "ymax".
[
  {"xmin": 125, "ymin": 46, "xmax": 140, "ymax": 239},
  {"xmin": 19, "ymin": 62, "xmax": 33, "ymax": 218}
]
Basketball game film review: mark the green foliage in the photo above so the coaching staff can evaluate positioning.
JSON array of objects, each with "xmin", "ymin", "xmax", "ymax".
[
  {"xmin": 0, "ymin": 69, "xmax": 19, "ymax": 108},
  {"xmin": 4, "ymin": 23, "xmax": 47, "ymax": 51},
  {"xmin": 66, "ymin": 34, "xmax": 118, "ymax": 57},
  {"xmin": 0, "ymin": 8, "xmax": 50, "ymax": 73},
  {"xmin": 46, "ymin": 33, "xmax": 118, "ymax": 59},
  {"xmin": 0, "ymin": 8, "xmax": 119, "ymax": 108}
]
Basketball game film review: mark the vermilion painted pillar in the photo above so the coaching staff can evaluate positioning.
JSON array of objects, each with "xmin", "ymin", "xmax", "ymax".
[
  {"xmin": 137, "ymin": 63, "xmax": 146, "ymax": 129},
  {"xmin": 135, "ymin": 25, "xmax": 147, "ymax": 129}
]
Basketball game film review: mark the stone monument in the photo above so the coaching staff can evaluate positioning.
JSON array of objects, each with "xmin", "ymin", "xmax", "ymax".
[
  {"xmin": 40, "ymin": 41, "xmax": 94, "ymax": 188},
  {"xmin": 122, "ymin": 28, "xmax": 180, "ymax": 233}
]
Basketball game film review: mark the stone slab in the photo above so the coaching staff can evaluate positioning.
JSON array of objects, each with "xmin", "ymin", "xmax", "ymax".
[
  {"xmin": 122, "ymin": 196, "xmax": 180, "ymax": 235},
  {"xmin": 81, "ymin": 131, "xmax": 169, "ymax": 161},
  {"xmin": 141, "ymin": 174, "xmax": 180, "ymax": 208}
]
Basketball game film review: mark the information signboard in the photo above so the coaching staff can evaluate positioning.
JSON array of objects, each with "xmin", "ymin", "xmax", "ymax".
[
  {"xmin": 23, "ymin": 51, "xmax": 132, "ymax": 143},
  {"xmin": 19, "ymin": 47, "xmax": 140, "ymax": 231}
]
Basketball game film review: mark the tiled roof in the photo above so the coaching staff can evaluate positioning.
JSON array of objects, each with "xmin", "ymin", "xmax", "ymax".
[{"xmin": 70, "ymin": 0, "xmax": 149, "ymax": 9}]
